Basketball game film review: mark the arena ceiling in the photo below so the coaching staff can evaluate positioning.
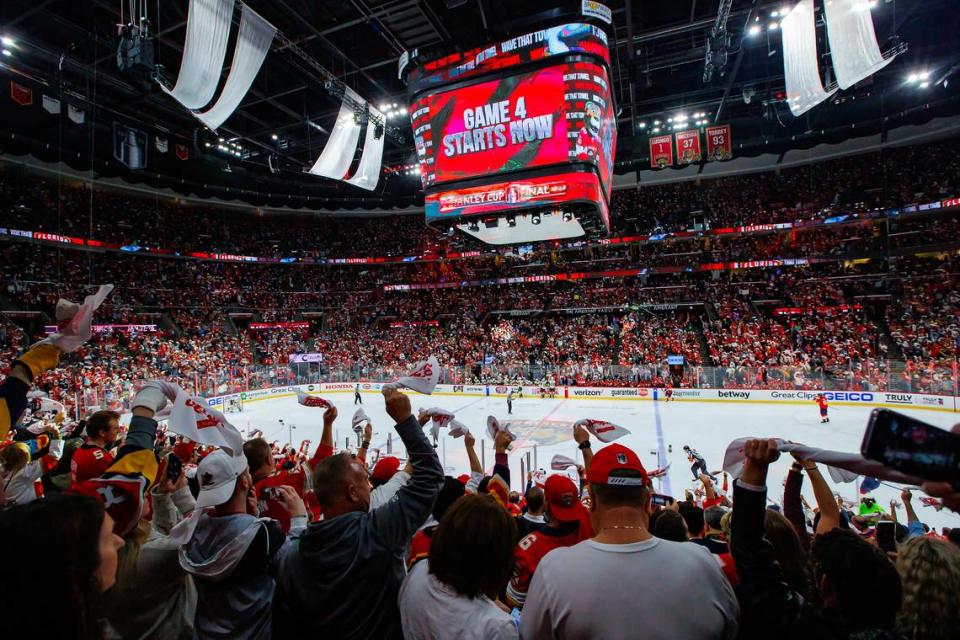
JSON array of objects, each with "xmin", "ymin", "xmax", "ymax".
[{"xmin": 1, "ymin": 0, "xmax": 959, "ymax": 207}]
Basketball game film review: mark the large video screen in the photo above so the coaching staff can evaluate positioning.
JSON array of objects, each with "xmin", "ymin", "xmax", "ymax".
[{"xmin": 412, "ymin": 60, "xmax": 616, "ymax": 199}]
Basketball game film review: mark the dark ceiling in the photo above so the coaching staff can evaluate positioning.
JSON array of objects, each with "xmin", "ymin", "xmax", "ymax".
[{"xmin": 1, "ymin": 0, "xmax": 959, "ymax": 208}]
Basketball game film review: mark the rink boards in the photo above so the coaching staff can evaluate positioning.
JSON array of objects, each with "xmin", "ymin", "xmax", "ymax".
[{"xmin": 207, "ymin": 383, "xmax": 958, "ymax": 413}]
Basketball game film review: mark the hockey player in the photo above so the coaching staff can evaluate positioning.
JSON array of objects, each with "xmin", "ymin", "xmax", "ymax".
[
  {"xmin": 507, "ymin": 388, "xmax": 514, "ymax": 415},
  {"xmin": 354, "ymin": 383, "xmax": 362, "ymax": 405},
  {"xmin": 664, "ymin": 385, "xmax": 674, "ymax": 402},
  {"xmin": 816, "ymin": 394, "xmax": 829, "ymax": 423},
  {"xmin": 683, "ymin": 445, "xmax": 717, "ymax": 482}
]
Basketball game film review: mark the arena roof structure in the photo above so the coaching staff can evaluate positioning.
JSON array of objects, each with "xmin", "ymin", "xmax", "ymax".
[{"xmin": 1, "ymin": 0, "xmax": 959, "ymax": 210}]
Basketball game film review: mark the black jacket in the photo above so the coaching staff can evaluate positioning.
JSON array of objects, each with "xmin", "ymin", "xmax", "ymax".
[
  {"xmin": 731, "ymin": 481, "xmax": 903, "ymax": 640},
  {"xmin": 272, "ymin": 414, "xmax": 443, "ymax": 639}
]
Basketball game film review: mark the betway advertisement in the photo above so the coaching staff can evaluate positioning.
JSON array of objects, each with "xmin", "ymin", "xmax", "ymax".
[{"xmin": 412, "ymin": 60, "xmax": 615, "ymax": 198}]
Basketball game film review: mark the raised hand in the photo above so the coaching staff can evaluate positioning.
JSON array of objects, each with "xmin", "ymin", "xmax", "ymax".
[
  {"xmin": 383, "ymin": 387, "xmax": 413, "ymax": 424},
  {"xmin": 273, "ymin": 484, "xmax": 307, "ymax": 518},
  {"xmin": 323, "ymin": 405, "xmax": 338, "ymax": 426}
]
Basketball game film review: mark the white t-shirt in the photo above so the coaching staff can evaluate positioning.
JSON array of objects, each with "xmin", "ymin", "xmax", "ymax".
[
  {"xmin": 399, "ymin": 560, "xmax": 518, "ymax": 640},
  {"xmin": 520, "ymin": 537, "xmax": 739, "ymax": 640}
]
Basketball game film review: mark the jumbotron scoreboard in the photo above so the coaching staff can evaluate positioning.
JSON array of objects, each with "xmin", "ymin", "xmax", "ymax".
[{"xmin": 401, "ymin": 5, "xmax": 617, "ymax": 245}]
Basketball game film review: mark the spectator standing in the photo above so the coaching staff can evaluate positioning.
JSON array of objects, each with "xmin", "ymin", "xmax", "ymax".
[
  {"xmin": 272, "ymin": 387, "xmax": 444, "ymax": 639},
  {"xmin": 520, "ymin": 443, "xmax": 739, "ymax": 639},
  {"xmin": 70, "ymin": 410, "xmax": 121, "ymax": 487},
  {"xmin": 399, "ymin": 494, "xmax": 518, "ymax": 639}
]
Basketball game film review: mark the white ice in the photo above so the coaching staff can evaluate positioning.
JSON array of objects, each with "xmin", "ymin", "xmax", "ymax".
[{"xmin": 230, "ymin": 392, "xmax": 960, "ymax": 532}]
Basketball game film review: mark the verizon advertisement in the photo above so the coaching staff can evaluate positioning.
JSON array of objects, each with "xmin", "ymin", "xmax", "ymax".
[{"xmin": 412, "ymin": 61, "xmax": 615, "ymax": 198}]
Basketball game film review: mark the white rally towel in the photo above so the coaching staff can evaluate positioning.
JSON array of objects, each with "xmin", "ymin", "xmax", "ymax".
[
  {"xmin": 551, "ymin": 454, "xmax": 579, "ymax": 470},
  {"xmin": 486, "ymin": 415, "xmax": 517, "ymax": 441},
  {"xmin": 352, "ymin": 407, "xmax": 370, "ymax": 428},
  {"xmin": 418, "ymin": 406, "xmax": 455, "ymax": 441},
  {"xmin": 141, "ymin": 381, "xmax": 244, "ymax": 458},
  {"xmin": 33, "ymin": 284, "xmax": 114, "ymax": 353},
  {"xmin": 574, "ymin": 418, "xmax": 631, "ymax": 443},
  {"xmin": 722, "ymin": 437, "xmax": 925, "ymax": 485},
  {"xmin": 296, "ymin": 389, "xmax": 333, "ymax": 409},
  {"xmin": 382, "ymin": 356, "xmax": 440, "ymax": 394},
  {"xmin": 447, "ymin": 420, "xmax": 469, "ymax": 438}
]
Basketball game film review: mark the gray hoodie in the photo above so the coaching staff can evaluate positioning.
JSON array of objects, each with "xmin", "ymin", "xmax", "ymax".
[
  {"xmin": 180, "ymin": 511, "xmax": 297, "ymax": 640},
  {"xmin": 273, "ymin": 414, "xmax": 443, "ymax": 639}
]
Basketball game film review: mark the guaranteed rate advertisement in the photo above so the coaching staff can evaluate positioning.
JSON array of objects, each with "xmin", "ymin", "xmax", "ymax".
[{"xmin": 412, "ymin": 60, "xmax": 615, "ymax": 201}]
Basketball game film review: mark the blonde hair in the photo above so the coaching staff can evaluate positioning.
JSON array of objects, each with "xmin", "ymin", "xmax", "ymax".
[
  {"xmin": 896, "ymin": 536, "xmax": 960, "ymax": 640},
  {"xmin": 0, "ymin": 443, "xmax": 30, "ymax": 478}
]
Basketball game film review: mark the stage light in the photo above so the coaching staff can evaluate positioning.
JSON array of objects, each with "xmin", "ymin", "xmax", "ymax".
[
  {"xmin": 1, "ymin": 49, "xmax": 11, "ymax": 57},
  {"xmin": 770, "ymin": 10, "xmax": 779, "ymax": 17},
  {"xmin": 667, "ymin": 117, "xmax": 674, "ymax": 123},
  {"xmin": 748, "ymin": 25, "xmax": 761, "ymax": 36},
  {"xmin": 399, "ymin": 107, "xmax": 408, "ymax": 115},
  {"xmin": 1, "ymin": 37, "xmax": 14, "ymax": 47},
  {"xmin": 379, "ymin": 103, "xmax": 389, "ymax": 111},
  {"xmin": 653, "ymin": 119, "xmax": 661, "ymax": 125},
  {"xmin": 920, "ymin": 81, "xmax": 930, "ymax": 89},
  {"xmin": 651, "ymin": 127, "xmax": 660, "ymax": 133},
  {"xmin": 271, "ymin": 134, "xmax": 278, "ymax": 140},
  {"xmin": 638, "ymin": 121, "xmax": 647, "ymax": 129},
  {"xmin": 769, "ymin": 22, "xmax": 779, "ymax": 30},
  {"xmin": 919, "ymin": 70, "xmax": 931, "ymax": 80},
  {"xmin": 205, "ymin": 142, "xmax": 211, "ymax": 148}
]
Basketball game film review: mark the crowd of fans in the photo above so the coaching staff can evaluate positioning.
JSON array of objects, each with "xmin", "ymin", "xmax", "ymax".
[{"xmin": 1, "ymin": 334, "xmax": 959, "ymax": 640}]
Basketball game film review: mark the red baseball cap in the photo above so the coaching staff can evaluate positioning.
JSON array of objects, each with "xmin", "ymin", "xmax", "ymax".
[
  {"xmin": 587, "ymin": 444, "xmax": 649, "ymax": 486},
  {"xmin": 371, "ymin": 456, "xmax": 401, "ymax": 484},
  {"xmin": 457, "ymin": 473, "xmax": 471, "ymax": 485},
  {"xmin": 544, "ymin": 474, "xmax": 589, "ymax": 523}
]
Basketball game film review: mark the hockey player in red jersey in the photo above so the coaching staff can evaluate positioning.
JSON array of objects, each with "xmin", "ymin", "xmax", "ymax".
[{"xmin": 816, "ymin": 394, "xmax": 830, "ymax": 423}]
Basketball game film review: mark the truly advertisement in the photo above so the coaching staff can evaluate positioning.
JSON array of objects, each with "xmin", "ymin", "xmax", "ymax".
[
  {"xmin": 425, "ymin": 171, "xmax": 604, "ymax": 221},
  {"xmin": 413, "ymin": 61, "xmax": 615, "ymax": 199},
  {"xmin": 407, "ymin": 23, "xmax": 609, "ymax": 92},
  {"xmin": 884, "ymin": 393, "xmax": 913, "ymax": 405}
]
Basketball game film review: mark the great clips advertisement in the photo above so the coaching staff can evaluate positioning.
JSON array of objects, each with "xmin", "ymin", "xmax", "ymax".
[{"xmin": 412, "ymin": 61, "xmax": 615, "ymax": 200}]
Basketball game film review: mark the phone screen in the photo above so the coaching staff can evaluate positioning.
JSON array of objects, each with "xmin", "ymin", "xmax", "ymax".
[
  {"xmin": 876, "ymin": 520, "xmax": 897, "ymax": 553},
  {"xmin": 651, "ymin": 493, "xmax": 674, "ymax": 507},
  {"xmin": 862, "ymin": 409, "xmax": 960, "ymax": 483},
  {"xmin": 166, "ymin": 453, "xmax": 183, "ymax": 482}
]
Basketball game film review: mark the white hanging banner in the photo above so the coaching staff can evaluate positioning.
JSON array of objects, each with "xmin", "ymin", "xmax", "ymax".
[
  {"xmin": 823, "ymin": 0, "xmax": 896, "ymax": 89},
  {"xmin": 308, "ymin": 87, "xmax": 364, "ymax": 180},
  {"xmin": 196, "ymin": 4, "xmax": 276, "ymax": 131},
  {"xmin": 160, "ymin": 0, "xmax": 236, "ymax": 110},
  {"xmin": 781, "ymin": 0, "xmax": 837, "ymax": 116},
  {"xmin": 345, "ymin": 105, "xmax": 385, "ymax": 191}
]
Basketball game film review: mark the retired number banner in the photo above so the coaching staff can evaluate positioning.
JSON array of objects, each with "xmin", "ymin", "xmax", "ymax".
[
  {"xmin": 675, "ymin": 129, "xmax": 702, "ymax": 165},
  {"xmin": 705, "ymin": 124, "xmax": 733, "ymax": 161},
  {"xmin": 649, "ymin": 135, "xmax": 673, "ymax": 169}
]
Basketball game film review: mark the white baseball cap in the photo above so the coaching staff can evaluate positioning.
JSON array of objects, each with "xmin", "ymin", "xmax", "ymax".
[{"xmin": 195, "ymin": 449, "xmax": 249, "ymax": 509}]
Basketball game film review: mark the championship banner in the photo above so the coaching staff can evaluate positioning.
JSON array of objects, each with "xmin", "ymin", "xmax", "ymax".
[
  {"xmin": 249, "ymin": 322, "xmax": 309, "ymax": 330},
  {"xmin": 705, "ymin": 124, "xmax": 733, "ymax": 161},
  {"xmin": 674, "ymin": 129, "xmax": 702, "ymax": 165},
  {"xmin": 288, "ymin": 353, "xmax": 323, "ymax": 363},
  {"xmin": 649, "ymin": 135, "xmax": 673, "ymax": 169}
]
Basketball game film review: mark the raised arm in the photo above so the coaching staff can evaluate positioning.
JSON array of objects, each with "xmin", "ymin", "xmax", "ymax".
[
  {"xmin": 800, "ymin": 461, "xmax": 840, "ymax": 534},
  {"xmin": 369, "ymin": 389, "xmax": 443, "ymax": 550},
  {"xmin": 308, "ymin": 406, "xmax": 338, "ymax": 469},
  {"xmin": 782, "ymin": 462, "xmax": 810, "ymax": 547},
  {"xmin": 573, "ymin": 423, "xmax": 593, "ymax": 475},
  {"xmin": 1, "ymin": 344, "xmax": 61, "ymax": 439},
  {"xmin": 356, "ymin": 422, "xmax": 372, "ymax": 464},
  {"xmin": 493, "ymin": 429, "xmax": 513, "ymax": 489},
  {"xmin": 464, "ymin": 429, "xmax": 482, "ymax": 475}
]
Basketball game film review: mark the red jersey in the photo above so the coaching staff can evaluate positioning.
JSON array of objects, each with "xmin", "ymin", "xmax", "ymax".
[
  {"xmin": 407, "ymin": 526, "xmax": 435, "ymax": 569},
  {"xmin": 70, "ymin": 443, "xmax": 114, "ymax": 487},
  {"xmin": 255, "ymin": 469, "xmax": 308, "ymax": 532},
  {"xmin": 506, "ymin": 525, "xmax": 591, "ymax": 608},
  {"xmin": 816, "ymin": 397, "xmax": 829, "ymax": 411}
]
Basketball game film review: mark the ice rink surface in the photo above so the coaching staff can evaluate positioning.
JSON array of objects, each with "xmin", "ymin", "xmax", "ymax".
[{"xmin": 231, "ymin": 391, "xmax": 960, "ymax": 532}]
